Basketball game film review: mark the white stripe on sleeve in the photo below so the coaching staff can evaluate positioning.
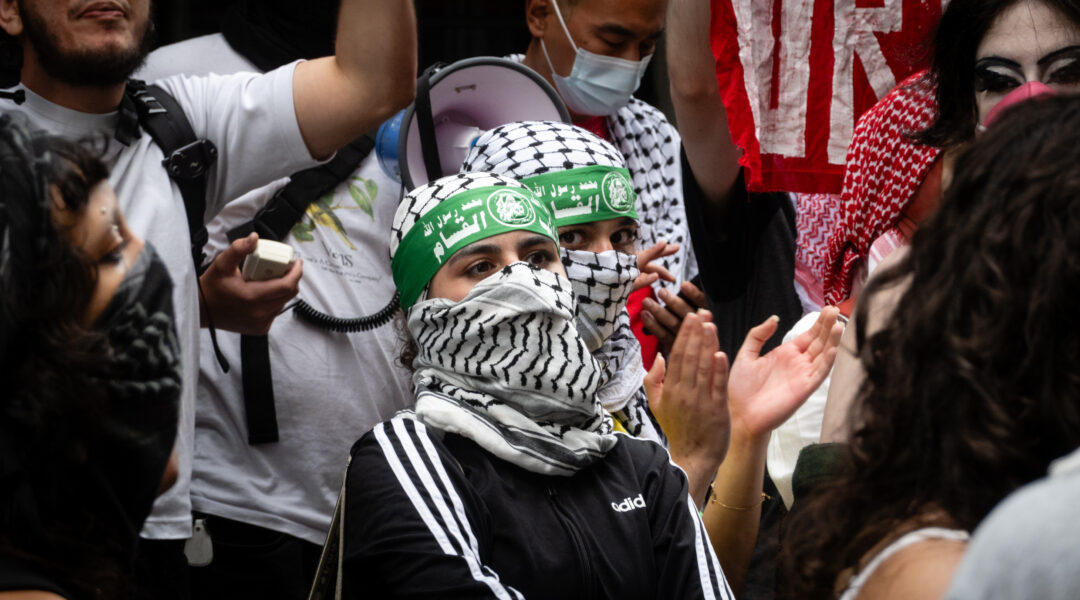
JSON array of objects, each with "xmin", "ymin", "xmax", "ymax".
[{"xmin": 375, "ymin": 420, "xmax": 520, "ymax": 600}]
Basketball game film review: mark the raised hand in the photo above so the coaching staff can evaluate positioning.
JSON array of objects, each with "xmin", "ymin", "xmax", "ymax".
[
  {"xmin": 641, "ymin": 280, "xmax": 708, "ymax": 354},
  {"xmin": 727, "ymin": 307, "xmax": 842, "ymax": 439},
  {"xmin": 633, "ymin": 241, "xmax": 680, "ymax": 291},
  {"xmin": 647, "ymin": 309, "xmax": 731, "ymax": 505}
]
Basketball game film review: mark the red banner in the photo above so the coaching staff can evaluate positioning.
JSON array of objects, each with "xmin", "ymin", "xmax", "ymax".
[{"xmin": 711, "ymin": 0, "xmax": 942, "ymax": 193}]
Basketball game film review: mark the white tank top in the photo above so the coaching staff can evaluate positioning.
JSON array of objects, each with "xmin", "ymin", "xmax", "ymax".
[{"xmin": 838, "ymin": 527, "xmax": 970, "ymax": 600}]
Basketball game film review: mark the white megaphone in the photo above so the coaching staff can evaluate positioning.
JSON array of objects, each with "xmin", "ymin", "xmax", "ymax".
[{"xmin": 376, "ymin": 57, "xmax": 571, "ymax": 190}]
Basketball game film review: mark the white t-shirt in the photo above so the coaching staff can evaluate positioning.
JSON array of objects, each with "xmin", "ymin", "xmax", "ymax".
[
  {"xmin": 141, "ymin": 36, "xmax": 414, "ymax": 545},
  {"xmin": 3, "ymin": 63, "xmax": 319, "ymax": 539}
]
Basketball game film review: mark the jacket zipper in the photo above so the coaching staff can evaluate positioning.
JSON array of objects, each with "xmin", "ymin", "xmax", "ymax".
[{"xmin": 547, "ymin": 487, "xmax": 596, "ymax": 600}]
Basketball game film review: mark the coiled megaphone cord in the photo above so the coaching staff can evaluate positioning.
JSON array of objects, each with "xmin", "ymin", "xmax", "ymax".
[{"xmin": 288, "ymin": 291, "xmax": 400, "ymax": 333}]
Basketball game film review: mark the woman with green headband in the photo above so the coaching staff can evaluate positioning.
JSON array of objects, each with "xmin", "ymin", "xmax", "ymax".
[{"xmin": 329, "ymin": 171, "xmax": 839, "ymax": 598}]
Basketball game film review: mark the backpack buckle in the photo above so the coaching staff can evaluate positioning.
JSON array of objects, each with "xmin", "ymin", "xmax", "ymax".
[{"xmin": 163, "ymin": 139, "xmax": 218, "ymax": 179}]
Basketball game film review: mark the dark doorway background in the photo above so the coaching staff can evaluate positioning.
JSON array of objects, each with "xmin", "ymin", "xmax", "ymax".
[{"xmin": 152, "ymin": 0, "xmax": 673, "ymax": 121}]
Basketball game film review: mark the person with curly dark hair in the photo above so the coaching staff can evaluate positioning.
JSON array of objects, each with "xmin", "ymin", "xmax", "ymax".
[
  {"xmin": 0, "ymin": 118, "xmax": 181, "ymax": 599},
  {"xmin": 780, "ymin": 94, "xmax": 1080, "ymax": 600}
]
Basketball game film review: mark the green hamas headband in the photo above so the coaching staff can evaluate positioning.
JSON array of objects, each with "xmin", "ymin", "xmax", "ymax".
[
  {"xmin": 392, "ymin": 186, "xmax": 559, "ymax": 309},
  {"xmin": 521, "ymin": 165, "xmax": 637, "ymax": 227}
]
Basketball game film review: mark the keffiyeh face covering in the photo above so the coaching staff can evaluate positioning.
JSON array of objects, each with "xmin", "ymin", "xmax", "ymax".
[
  {"xmin": 561, "ymin": 248, "xmax": 664, "ymax": 443},
  {"xmin": 409, "ymin": 263, "xmax": 616, "ymax": 476},
  {"xmin": 390, "ymin": 172, "xmax": 617, "ymax": 475}
]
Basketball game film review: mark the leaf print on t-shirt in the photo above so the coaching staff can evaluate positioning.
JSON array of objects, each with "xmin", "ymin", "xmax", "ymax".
[
  {"xmin": 349, "ymin": 177, "xmax": 379, "ymax": 218},
  {"xmin": 288, "ymin": 177, "xmax": 381, "ymax": 250}
]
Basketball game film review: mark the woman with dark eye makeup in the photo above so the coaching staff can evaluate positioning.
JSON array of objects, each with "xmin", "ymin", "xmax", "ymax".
[
  {"xmin": 816, "ymin": 0, "xmax": 1080, "ymax": 444},
  {"xmin": 797, "ymin": 0, "xmax": 1080, "ymax": 317}
]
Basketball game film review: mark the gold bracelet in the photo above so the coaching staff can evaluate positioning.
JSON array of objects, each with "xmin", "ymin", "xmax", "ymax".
[{"xmin": 710, "ymin": 492, "xmax": 771, "ymax": 511}]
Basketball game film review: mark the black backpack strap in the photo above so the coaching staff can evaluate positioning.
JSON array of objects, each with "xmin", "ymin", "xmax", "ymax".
[
  {"xmin": 226, "ymin": 134, "xmax": 375, "ymax": 243},
  {"xmin": 124, "ymin": 79, "xmax": 230, "ymax": 373},
  {"xmin": 413, "ymin": 63, "xmax": 446, "ymax": 184},
  {"xmin": 227, "ymin": 134, "xmax": 376, "ymax": 445}
]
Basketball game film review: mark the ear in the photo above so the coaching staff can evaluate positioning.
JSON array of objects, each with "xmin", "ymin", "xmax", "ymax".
[
  {"xmin": 525, "ymin": 0, "xmax": 551, "ymax": 39},
  {"xmin": 0, "ymin": 0, "xmax": 21, "ymax": 37}
]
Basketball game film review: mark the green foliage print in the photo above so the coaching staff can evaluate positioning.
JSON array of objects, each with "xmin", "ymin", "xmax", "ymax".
[{"xmin": 289, "ymin": 177, "xmax": 380, "ymax": 249}]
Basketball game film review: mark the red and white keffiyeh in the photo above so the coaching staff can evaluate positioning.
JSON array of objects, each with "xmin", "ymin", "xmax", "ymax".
[{"xmin": 795, "ymin": 72, "xmax": 940, "ymax": 307}]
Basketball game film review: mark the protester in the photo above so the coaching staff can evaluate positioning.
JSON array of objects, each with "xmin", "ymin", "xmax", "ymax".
[
  {"xmin": 137, "ymin": 4, "xmax": 414, "ymax": 597},
  {"xmin": 514, "ymin": 0, "xmax": 708, "ymax": 361},
  {"xmin": 0, "ymin": 118, "xmax": 180, "ymax": 599},
  {"xmin": 781, "ymin": 94, "xmax": 1080, "ymax": 600},
  {"xmin": 460, "ymin": 120, "xmax": 669, "ymax": 446},
  {"xmin": 798, "ymin": 0, "xmax": 1080, "ymax": 313},
  {"xmin": 819, "ymin": 0, "xmax": 1080, "ymax": 443},
  {"xmin": 0, "ymin": 1, "xmax": 416, "ymax": 597},
  {"xmin": 334, "ymin": 170, "xmax": 839, "ymax": 598},
  {"xmin": 460, "ymin": 119, "xmax": 841, "ymax": 595}
]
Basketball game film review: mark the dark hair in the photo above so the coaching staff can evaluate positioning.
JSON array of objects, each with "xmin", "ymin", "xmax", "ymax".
[
  {"xmin": 395, "ymin": 310, "xmax": 419, "ymax": 372},
  {"xmin": 781, "ymin": 95, "xmax": 1080, "ymax": 599},
  {"xmin": 0, "ymin": 120, "xmax": 130, "ymax": 598},
  {"xmin": 916, "ymin": 0, "xmax": 1080, "ymax": 148}
]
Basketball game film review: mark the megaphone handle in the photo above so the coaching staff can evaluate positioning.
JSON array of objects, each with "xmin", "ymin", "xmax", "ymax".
[{"xmin": 415, "ymin": 64, "xmax": 445, "ymax": 182}]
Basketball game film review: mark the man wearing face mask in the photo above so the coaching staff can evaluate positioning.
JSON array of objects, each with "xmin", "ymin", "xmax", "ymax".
[{"xmin": 517, "ymin": 0, "xmax": 803, "ymax": 361}]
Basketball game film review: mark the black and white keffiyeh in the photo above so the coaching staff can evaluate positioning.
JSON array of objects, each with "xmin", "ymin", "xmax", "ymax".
[
  {"xmin": 391, "ymin": 173, "xmax": 617, "ymax": 475},
  {"xmin": 461, "ymin": 120, "xmax": 627, "ymax": 179},
  {"xmin": 506, "ymin": 55, "xmax": 697, "ymax": 290},
  {"xmin": 409, "ymin": 263, "xmax": 616, "ymax": 476},
  {"xmin": 561, "ymin": 248, "xmax": 664, "ymax": 444},
  {"xmin": 462, "ymin": 122, "xmax": 664, "ymax": 445}
]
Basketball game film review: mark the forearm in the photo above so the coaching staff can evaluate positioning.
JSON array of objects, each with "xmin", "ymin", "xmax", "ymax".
[
  {"xmin": 701, "ymin": 428, "xmax": 768, "ymax": 597},
  {"xmin": 671, "ymin": 451, "xmax": 724, "ymax": 508},
  {"xmin": 666, "ymin": 0, "xmax": 741, "ymax": 211},
  {"xmin": 293, "ymin": 0, "xmax": 417, "ymax": 158}
]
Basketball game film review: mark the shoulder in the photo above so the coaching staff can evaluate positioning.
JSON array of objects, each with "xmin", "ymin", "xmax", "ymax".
[
  {"xmin": 612, "ymin": 433, "xmax": 687, "ymax": 488},
  {"xmin": 614, "ymin": 98, "xmax": 678, "ymax": 136},
  {"xmin": 349, "ymin": 412, "xmax": 443, "ymax": 465},
  {"xmin": 139, "ymin": 34, "xmax": 257, "ymax": 81},
  {"xmin": 856, "ymin": 534, "xmax": 967, "ymax": 600}
]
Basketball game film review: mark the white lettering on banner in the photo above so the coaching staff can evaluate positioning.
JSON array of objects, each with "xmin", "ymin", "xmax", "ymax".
[
  {"xmin": 732, "ymin": 0, "xmax": 909, "ymax": 165},
  {"xmin": 828, "ymin": 0, "xmax": 903, "ymax": 163},
  {"xmin": 734, "ymin": 0, "xmax": 814, "ymax": 158}
]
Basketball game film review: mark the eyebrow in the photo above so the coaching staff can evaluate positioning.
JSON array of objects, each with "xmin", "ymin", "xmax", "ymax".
[
  {"xmin": 615, "ymin": 217, "xmax": 638, "ymax": 227},
  {"xmin": 445, "ymin": 242, "xmax": 500, "ymax": 268},
  {"xmin": 517, "ymin": 234, "xmax": 557, "ymax": 252},
  {"xmin": 597, "ymin": 23, "xmax": 664, "ymax": 42},
  {"xmin": 975, "ymin": 56, "xmax": 1022, "ymax": 70},
  {"xmin": 1038, "ymin": 45, "xmax": 1080, "ymax": 66}
]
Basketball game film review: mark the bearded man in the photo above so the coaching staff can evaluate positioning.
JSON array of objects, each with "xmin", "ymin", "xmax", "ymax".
[{"xmin": 0, "ymin": 1, "xmax": 416, "ymax": 597}]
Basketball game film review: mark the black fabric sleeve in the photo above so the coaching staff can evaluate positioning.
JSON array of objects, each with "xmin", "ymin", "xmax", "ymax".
[
  {"xmin": 681, "ymin": 148, "xmax": 802, "ymax": 355},
  {"xmin": 341, "ymin": 418, "xmax": 524, "ymax": 600},
  {"xmin": 639, "ymin": 442, "xmax": 735, "ymax": 599}
]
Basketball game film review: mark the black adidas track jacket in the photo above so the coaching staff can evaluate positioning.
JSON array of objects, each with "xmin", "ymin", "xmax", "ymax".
[{"xmin": 341, "ymin": 414, "xmax": 733, "ymax": 599}]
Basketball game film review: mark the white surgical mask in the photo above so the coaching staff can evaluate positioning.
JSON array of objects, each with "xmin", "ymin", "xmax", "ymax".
[{"xmin": 540, "ymin": 0, "xmax": 653, "ymax": 117}]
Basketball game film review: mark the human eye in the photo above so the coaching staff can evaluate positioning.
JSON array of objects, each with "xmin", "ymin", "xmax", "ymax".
[
  {"xmin": 526, "ymin": 248, "xmax": 557, "ymax": 268},
  {"xmin": 975, "ymin": 65, "xmax": 1021, "ymax": 94},
  {"xmin": 611, "ymin": 226, "xmax": 639, "ymax": 246},
  {"xmin": 558, "ymin": 229, "xmax": 586, "ymax": 248},
  {"xmin": 464, "ymin": 259, "xmax": 497, "ymax": 279},
  {"xmin": 1047, "ymin": 58, "xmax": 1080, "ymax": 85}
]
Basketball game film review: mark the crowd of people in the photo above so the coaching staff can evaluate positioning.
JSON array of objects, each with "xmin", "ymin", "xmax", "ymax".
[{"xmin": 0, "ymin": 0, "xmax": 1077, "ymax": 598}]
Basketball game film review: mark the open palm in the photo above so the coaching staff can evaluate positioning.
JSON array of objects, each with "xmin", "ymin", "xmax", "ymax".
[{"xmin": 727, "ymin": 307, "xmax": 842, "ymax": 437}]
